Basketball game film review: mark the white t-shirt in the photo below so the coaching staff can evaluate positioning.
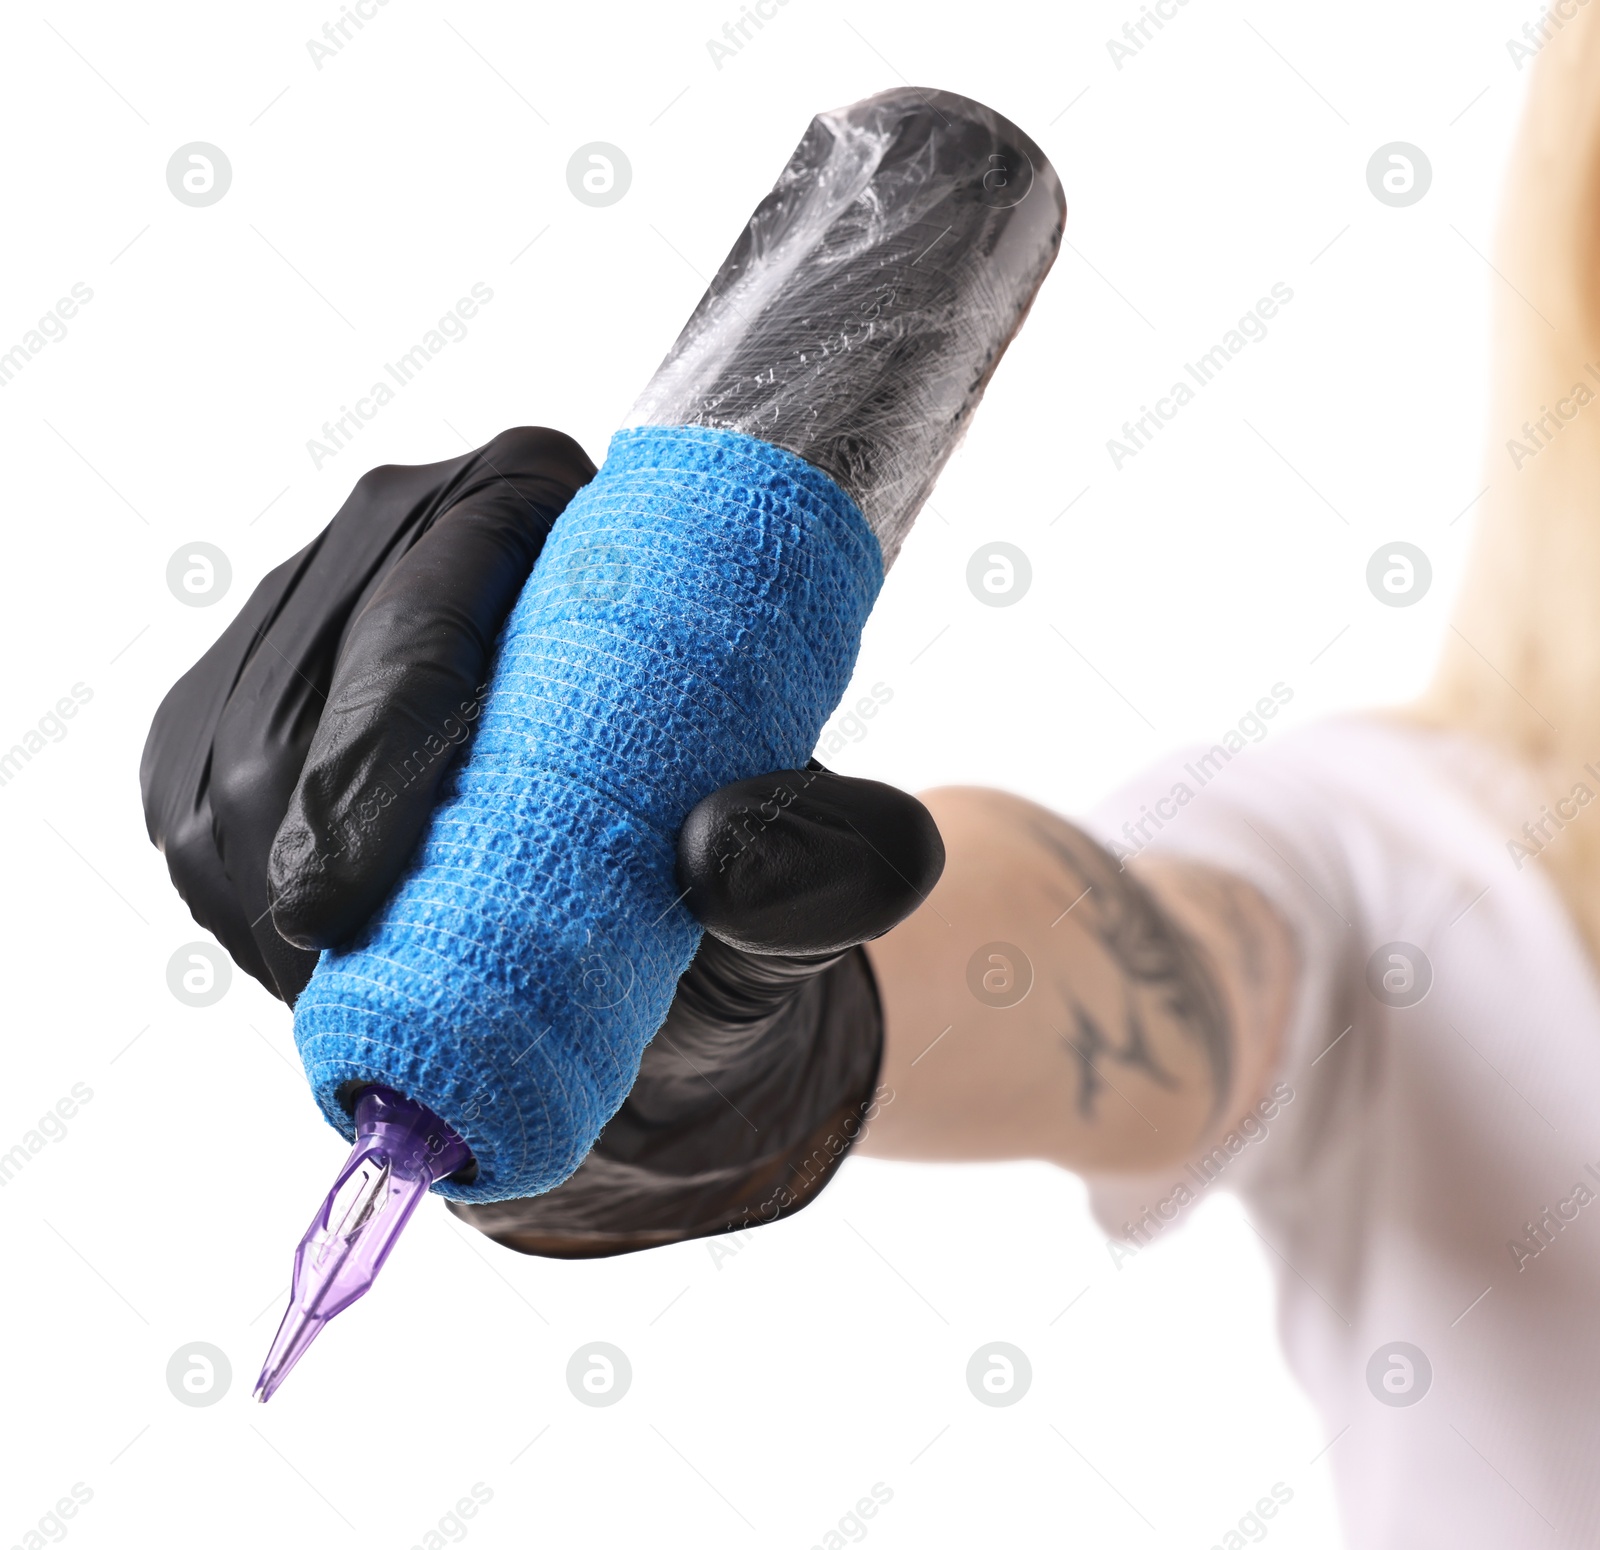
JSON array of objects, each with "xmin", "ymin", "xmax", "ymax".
[{"xmin": 1082, "ymin": 716, "xmax": 1600, "ymax": 1549}]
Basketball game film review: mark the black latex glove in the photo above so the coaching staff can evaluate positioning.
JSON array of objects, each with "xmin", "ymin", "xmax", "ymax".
[
  {"xmin": 140, "ymin": 427, "xmax": 597, "ymax": 1003},
  {"xmin": 141, "ymin": 432, "xmax": 944, "ymax": 1256}
]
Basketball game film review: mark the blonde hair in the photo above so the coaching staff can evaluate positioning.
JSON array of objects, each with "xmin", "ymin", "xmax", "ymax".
[{"xmin": 1410, "ymin": 8, "xmax": 1600, "ymax": 957}]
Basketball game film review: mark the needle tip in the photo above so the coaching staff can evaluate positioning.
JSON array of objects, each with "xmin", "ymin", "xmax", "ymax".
[{"xmin": 254, "ymin": 1306, "xmax": 326, "ymax": 1405}]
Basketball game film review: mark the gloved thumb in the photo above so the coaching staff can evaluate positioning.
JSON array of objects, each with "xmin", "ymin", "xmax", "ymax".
[{"xmin": 676, "ymin": 765, "xmax": 944, "ymax": 957}]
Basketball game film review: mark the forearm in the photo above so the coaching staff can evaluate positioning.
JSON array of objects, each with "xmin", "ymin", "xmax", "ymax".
[{"xmin": 859, "ymin": 787, "xmax": 1292, "ymax": 1174}]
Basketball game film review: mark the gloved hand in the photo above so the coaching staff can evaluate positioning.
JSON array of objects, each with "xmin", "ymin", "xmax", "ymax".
[
  {"xmin": 141, "ymin": 430, "xmax": 944, "ymax": 1255},
  {"xmin": 141, "ymin": 427, "xmax": 598, "ymax": 1005}
]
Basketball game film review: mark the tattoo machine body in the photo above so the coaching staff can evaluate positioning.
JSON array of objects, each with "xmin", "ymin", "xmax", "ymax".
[{"xmin": 258, "ymin": 86, "xmax": 1065, "ymax": 1400}]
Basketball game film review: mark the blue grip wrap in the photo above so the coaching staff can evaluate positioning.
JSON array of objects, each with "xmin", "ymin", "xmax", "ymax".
[{"xmin": 291, "ymin": 425, "xmax": 885, "ymax": 1202}]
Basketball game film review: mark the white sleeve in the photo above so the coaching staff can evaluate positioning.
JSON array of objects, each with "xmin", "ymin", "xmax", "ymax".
[{"xmin": 1072, "ymin": 729, "xmax": 1370, "ymax": 1245}]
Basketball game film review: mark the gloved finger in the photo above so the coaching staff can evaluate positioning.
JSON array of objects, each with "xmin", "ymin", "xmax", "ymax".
[
  {"xmin": 140, "ymin": 543, "xmax": 320, "ymax": 995},
  {"xmin": 267, "ymin": 427, "xmax": 596, "ymax": 954},
  {"xmin": 148, "ymin": 427, "xmax": 593, "ymax": 1003},
  {"xmin": 676, "ymin": 765, "xmax": 945, "ymax": 956},
  {"xmin": 151, "ymin": 440, "xmax": 546, "ymax": 1001},
  {"xmin": 205, "ymin": 457, "xmax": 441, "ymax": 1002}
]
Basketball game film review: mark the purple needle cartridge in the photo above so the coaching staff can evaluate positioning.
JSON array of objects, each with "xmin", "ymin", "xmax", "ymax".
[{"xmin": 254, "ymin": 1085, "xmax": 472, "ymax": 1402}]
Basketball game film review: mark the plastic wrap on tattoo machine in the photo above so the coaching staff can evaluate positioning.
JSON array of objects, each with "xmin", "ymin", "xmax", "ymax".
[{"xmin": 626, "ymin": 87, "xmax": 1066, "ymax": 566}]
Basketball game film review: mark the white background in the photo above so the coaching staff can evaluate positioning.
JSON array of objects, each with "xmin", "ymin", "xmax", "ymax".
[{"xmin": 0, "ymin": 1, "xmax": 1530, "ymax": 1546}]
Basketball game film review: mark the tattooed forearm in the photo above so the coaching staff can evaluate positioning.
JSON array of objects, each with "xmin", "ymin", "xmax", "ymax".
[
  {"xmin": 860, "ymin": 784, "xmax": 1294, "ymax": 1171},
  {"xmin": 1026, "ymin": 817, "xmax": 1233, "ymax": 1124}
]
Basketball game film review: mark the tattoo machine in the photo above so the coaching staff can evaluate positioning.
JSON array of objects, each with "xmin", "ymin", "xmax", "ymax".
[{"xmin": 257, "ymin": 86, "xmax": 1065, "ymax": 1401}]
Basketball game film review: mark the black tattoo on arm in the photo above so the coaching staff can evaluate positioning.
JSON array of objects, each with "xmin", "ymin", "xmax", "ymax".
[
  {"xmin": 1159, "ymin": 865, "xmax": 1276, "ymax": 988},
  {"xmin": 1027, "ymin": 818, "xmax": 1233, "ymax": 1124},
  {"xmin": 1061, "ymin": 995, "xmax": 1180, "ymax": 1121}
]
